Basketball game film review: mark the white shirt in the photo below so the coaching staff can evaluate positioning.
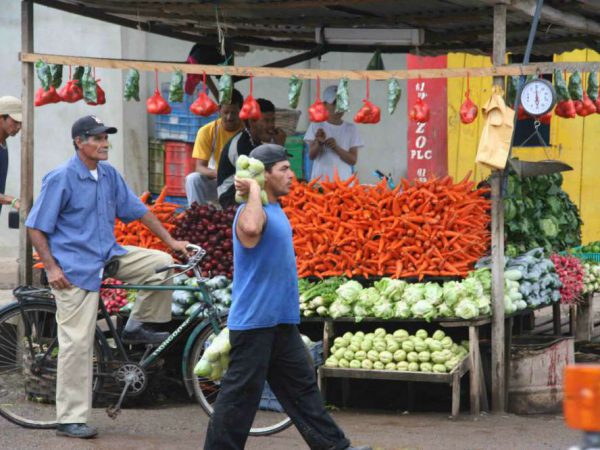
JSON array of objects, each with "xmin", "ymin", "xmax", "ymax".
[
  {"xmin": 304, "ymin": 121, "xmax": 363, "ymax": 181},
  {"xmin": 89, "ymin": 169, "xmax": 98, "ymax": 180}
]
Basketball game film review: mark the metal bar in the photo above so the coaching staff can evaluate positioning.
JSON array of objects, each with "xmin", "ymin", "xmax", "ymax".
[
  {"xmin": 20, "ymin": 52, "xmax": 600, "ymax": 81},
  {"xmin": 19, "ymin": 0, "xmax": 34, "ymax": 286}
]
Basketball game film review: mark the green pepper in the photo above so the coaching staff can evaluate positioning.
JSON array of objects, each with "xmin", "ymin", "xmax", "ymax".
[
  {"xmin": 568, "ymin": 71, "xmax": 583, "ymax": 101},
  {"xmin": 553, "ymin": 70, "xmax": 570, "ymax": 102},
  {"xmin": 81, "ymin": 66, "xmax": 98, "ymax": 104},
  {"xmin": 72, "ymin": 66, "xmax": 85, "ymax": 88},
  {"xmin": 124, "ymin": 69, "xmax": 140, "ymax": 101},
  {"xmin": 387, "ymin": 78, "xmax": 401, "ymax": 114},
  {"xmin": 35, "ymin": 60, "xmax": 52, "ymax": 91},
  {"xmin": 169, "ymin": 70, "xmax": 184, "ymax": 103},
  {"xmin": 505, "ymin": 76, "xmax": 520, "ymax": 108},
  {"xmin": 288, "ymin": 75, "xmax": 303, "ymax": 109},
  {"xmin": 336, "ymin": 78, "xmax": 349, "ymax": 113},
  {"xmin": 587, "ymin": 71, "xmax": 599, "ymax": 102},
  {"xmin": 218, "ymin": 73, "xmax": 233, "ymax": 105},
  {"xmin": 49, "ymin": 64, "xmax": 63, "ymax": 89}
]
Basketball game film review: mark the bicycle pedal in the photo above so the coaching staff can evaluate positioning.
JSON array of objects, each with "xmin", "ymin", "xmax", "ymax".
[{"xmin": 106, "ymin": 405, "xmax": 121, "ymax": 419}]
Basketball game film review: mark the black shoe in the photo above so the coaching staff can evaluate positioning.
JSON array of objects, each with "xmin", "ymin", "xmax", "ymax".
[
  {"xmin": 56, "ymin": 423, "xmax": 98, "ymax": 439},
  {"xmin": 346, "ymin": 446, "xmax": 373, "ymax": 450},
  {"xmin": 122, "ymin": 324, "xmax": 169, "ymax": 345}
]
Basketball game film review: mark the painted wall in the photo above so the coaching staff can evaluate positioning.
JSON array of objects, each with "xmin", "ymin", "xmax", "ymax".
[
  {"xmin": 0, "ymin": 4, "xmax": 410, "ymax": 257},
  {"xmin": 446, "ymin": 49, "xmax": 600, "ymax": 243}
]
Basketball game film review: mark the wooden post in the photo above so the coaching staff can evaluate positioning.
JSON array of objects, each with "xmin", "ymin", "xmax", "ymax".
[
  {"xmin": 19, "ymin": 0, "xmax": 34, "ymax": 285},
  {"xmin": 491, "ymin": 3, "xmax": 507, "ymax": 413},
  {"xmin": 576, "ymin": 293, "xmax": 593, "ymax": 341}
]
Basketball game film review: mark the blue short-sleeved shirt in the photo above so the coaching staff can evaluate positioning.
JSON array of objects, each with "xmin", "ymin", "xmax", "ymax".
[{"xmin": 25, "ymin": 154, "xmax": 148, "ymax": 291}]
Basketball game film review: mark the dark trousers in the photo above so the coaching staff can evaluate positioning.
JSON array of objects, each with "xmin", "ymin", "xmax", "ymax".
[{"xmin": 204, "ymin": 324, "xmax": 350, "ymax": 450}]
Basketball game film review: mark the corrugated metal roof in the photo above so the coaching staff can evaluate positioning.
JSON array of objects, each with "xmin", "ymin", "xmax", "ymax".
[{"xmin": 33, "ymin": 0, "xmax": 600, "ymax": 56}]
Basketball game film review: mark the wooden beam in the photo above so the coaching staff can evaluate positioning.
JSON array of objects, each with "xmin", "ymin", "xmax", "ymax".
[
  {"xmin": 20, "ymin": 0, "xmax": 34, "ymax": 286},
  {"xmin": 478, "ymin": 0, "xmax": 600, "ymax": 37},
  {"xmin": 20, "ymin": 52, "xmax": 600, "ymax": 80},
  {"xmin": 490, "ymin": 3, "xmax": 506, "ymax": 414}
]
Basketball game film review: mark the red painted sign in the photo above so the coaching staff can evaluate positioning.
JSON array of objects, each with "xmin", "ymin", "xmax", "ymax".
[{"xmin": 406, "ymin": 55, "xmax": 448, "ymax": 181}]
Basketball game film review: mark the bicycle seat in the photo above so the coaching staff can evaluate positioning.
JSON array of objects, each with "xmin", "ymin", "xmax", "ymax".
[{"xmin": 103, "ymin": 259, "xmax": 120, "ymax": 280}]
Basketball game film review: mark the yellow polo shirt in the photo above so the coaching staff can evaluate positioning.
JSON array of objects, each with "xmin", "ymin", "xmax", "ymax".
[{"xmin": 192, "ymin": 118, "xmax": 243, "ymax": 168}]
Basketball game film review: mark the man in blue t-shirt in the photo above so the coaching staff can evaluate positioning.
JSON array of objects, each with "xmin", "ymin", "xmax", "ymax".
[
  {"xmin": 204, "ymin": 144, "xmax": 371, "ymax": 450},
  {"xmin": 0, "ymin": 96, "xmax": 22, "ymax": 214}
]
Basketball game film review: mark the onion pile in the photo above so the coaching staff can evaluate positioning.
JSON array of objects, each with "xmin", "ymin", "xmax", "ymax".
[{"xmin": 171, "ymin": 203, "xmax": 236, "ymax": 278}]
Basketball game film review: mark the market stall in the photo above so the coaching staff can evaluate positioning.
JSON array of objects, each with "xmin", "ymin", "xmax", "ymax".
[{"xmin": 18, "ymin": 0, "xmax": 600, "ymax": 415}]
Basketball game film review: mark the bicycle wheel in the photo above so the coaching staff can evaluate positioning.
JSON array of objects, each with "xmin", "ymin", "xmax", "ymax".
[
  {"xmin": 0, "ymin": 300, "xmax": 104, "ymax": 429},
  {"xmin": 187, "ymin": 322, "xmax": 293, "ymax": 436}
]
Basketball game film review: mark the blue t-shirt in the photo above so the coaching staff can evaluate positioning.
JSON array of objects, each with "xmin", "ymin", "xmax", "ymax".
[
  {"xmin": 227, "ymin": 202, "xmax": 300, "ymax": 330},
  {"xmin": 25, "ymin": 154, "xmax": 148, "ymax": 291},
  {"xmin": 0, "ymin": 143, "xmax": 8, "ymax": 215}
]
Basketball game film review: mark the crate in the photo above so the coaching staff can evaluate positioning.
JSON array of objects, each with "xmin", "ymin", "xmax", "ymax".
[
  {"xmin": 154, "ymin": 82, "xmax": 218, "ymax": 143},
  {"xmin": 258, "ymin": 341, "xmax": 323, "ymax": 412},
  {"xmin": 568, "ymin": 246, "xmax": 600, "ymax": 263},
  {"xmin": 148, "ymin": 139, "xmax": 165, "ymax": 194},
  {"xmin": 164, "ymin": 141, "xmax": 195, "ymax": 197},
  {"xmin": 284, "ymin": 134, "xmax": 305, "ymax": 180}
]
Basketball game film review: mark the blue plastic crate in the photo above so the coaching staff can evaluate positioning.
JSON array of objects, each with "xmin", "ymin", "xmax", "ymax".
[
  {"xmin": 154, "ymin": 82, "xmax": 218, "ymax": 143},
  {"xmin": 258, "ymin": 341, "xmax": 323, "ymax": 412}
]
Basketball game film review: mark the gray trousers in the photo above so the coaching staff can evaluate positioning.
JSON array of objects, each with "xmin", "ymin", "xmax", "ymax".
[{"xmin": 185, "ymin": 172, "xmax": 218, "ymax": 207}]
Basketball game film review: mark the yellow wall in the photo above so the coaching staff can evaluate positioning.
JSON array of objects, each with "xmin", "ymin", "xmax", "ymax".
[{"xmin": 447, "ymin": 50, "xmax": 600, "ymax": 243}]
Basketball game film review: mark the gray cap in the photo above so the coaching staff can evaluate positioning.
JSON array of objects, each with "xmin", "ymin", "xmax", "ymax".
[
  {"xmin": 249, "ymin": 144, "xmax": 290, "ymax": 165},
  {"xmin": 322, "ymin": 85, "xmax": 337, "ymax": 104}
]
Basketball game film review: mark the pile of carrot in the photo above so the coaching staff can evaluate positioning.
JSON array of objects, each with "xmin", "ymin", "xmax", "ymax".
[
  {"xmin": 280, "ymin": 173, "xmax": 490, "ymax": 280},
  {"xmin": 113, "ymin": 186, "xmax": 179, "ymax": 253}
]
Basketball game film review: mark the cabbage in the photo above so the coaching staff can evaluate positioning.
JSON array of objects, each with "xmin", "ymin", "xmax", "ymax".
[
  {"xmin": 436, "ymin": 303, "xmax": 454, "ymax": 318},
  {"xmin": 408, "ymin": 362, "xmax": 420, "ymax": 372},
  {"xmin": 372, "ymin": 299, "xmax": 394, "ymax": 319},
  {"xmin": 373, "ymin": 340, "xmax": 387, "ymax": 352},
  {"xmin": 357, "ymin": 287, "xmax": 379, "ymax": 308},
  {"xmin": 433, "ymin": 364, "xmax": 447, "ymax": 373},
  {"xmin": 367, "ymin": 350, "xmax": 379, "ymax": 362},
  {"xmin": 402, "ymin": 284, "xmax": 426, "ymax": 304},
  {"xmin": 477, "ymin": 294, "xmax": 492, "ymax": 315},
  {"xmin": 325, "ymin": 357, "xmax": 339, "ymax": 368},
  {"xmin": 454, "ymin": 299, "xmax": 479, "ymax": 319},
  {"xmin": 415, "ymin": 329, "xmax": 428, "ymax": 339},
  {"xmin": 338, "ymin": 358, "xmax": 350, "ymax": 368},
  {"xmin": 397, "ymin": 361, "xmax": 409, "ymax": 371},
  {"xmin": 386, "ymin": 340, "xmax": 399, "ymax": 353},
  {"xmin": 406, "ymin": 352, "xmax": 419, "ymax": 363},
  {"xmin": 329, "ymin": 299, "xmax": 352, "ymax": 319},
  {"xmin": 381, "ymin": 279, "xmax": 407, "ymax": 301},
  {"xmin": 360, "ymin": 340, "xmax": 373, "ymax": 352},
  {"xmin": 432, "ymin": 330, "xmax": 445, "ymax": 341},
  {"xmin": 418, "ymin": 351, "xmax": 431, "ymax": 362},
  {"xmin": 352, "ymin": 304, "xmax": 369, "ymax": 322},
  {"xmin": 393, "ymin": 349, "xmax": 407, "ymax": 362},
  {"xmin": 385, "ymin": 362, "xmax": 397, "ymax": 371},
  {"xmin": 361, "ymin": 359, "xmax": 373, "ymax": 370},
  {"xmin": 194, "ymin": 358, "xmax": 212, "ymax": 377},
  {"xmin": 393, "ymin": 329, "xmax": 410, "ymax": 342},
  {"xmin": 354, "ymin": 350, "xmax": 367, "ymax": 361},
  {"xmin": 423, "ymin": 282, "xmax": 443, "ymax": 305},
  {"xmin": 420, "ymin": 362, "xmax": 433, "ymax": 372},
  {"xmin": 462, "ymin": 277, "xmax": 484, "ymax": 299},
  {"xmin": 393, "ymin": 301, "xmax": 411, "ymax": 319},
  {"xmin": 413, "ymin": 338, "xmax": 427, "ymax": 353},
  {"xmin": 349, "ymin": 359, "xmax": 361, "ymax": 369},
  {"xmin": 373, "ymin": 361, "xmax": 385, "ymax": 370},
  {"xmin": 236, "ymin": 154, "xmax": 250, "ymax": 170},
  {"xmin": 343, "ymin": 350, "xmax": 355, "ymax": 361},
  {"xmin": 442, "ymin": 281, "xmax": 464, "ymax": 306},
  {"xmin": 379, "ymin": 351, "xmax": 393, "ymax": 364},
  {"xmin": 428, "ymin": 340, "xmax": 442, "ymax": 352},
  {"xmin": 410, "ymin": 300, "xmax": 436, "ymax": 321},
  {"xmin": 336, "ymin": 280, "xmax": 363, "ymax": 304}
]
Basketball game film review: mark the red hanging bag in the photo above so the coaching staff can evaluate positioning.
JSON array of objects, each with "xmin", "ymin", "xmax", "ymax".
[
  {"xmin": 147, "ymin": 70, "xmax": 172, "ymax": 115},
  {"xmin": 354, "ymin": 79, "xmax": 381, "ymax": 124},
  {"xmin": 190, "ymin": 72, "xmax": 219, "ymax": 116},
  {"xmin": 409, "ymin": 78, "xmax": 430, "ymax": 122},
  {"xmin": 459, "ymin": 74, "xmax": 478, "ymax": 124},
  {"xmin": 58, "ymin": 66, "xmax": 83, "ymax": 103},
  {"xmin": 238, "ymin": 76, "xmax": 262, "ymax": 120},
  {"xmin": 309, "ymin": 77, "xmax": 329, "ymax": 123}
]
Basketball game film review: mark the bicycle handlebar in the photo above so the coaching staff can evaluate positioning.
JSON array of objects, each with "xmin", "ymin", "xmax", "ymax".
[{"xmin": 154, "ymin": 243, "xmax": 206, "ymax": 274}]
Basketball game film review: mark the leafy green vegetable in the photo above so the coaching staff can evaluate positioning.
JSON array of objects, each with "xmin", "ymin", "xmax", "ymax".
[
  {"xmin": 288, "ymin": 75, "xmax": 303, "ymax": 108},
  {"xmin": 218, "ymin": 73, "xmax": 233, "ymax": 105},
  {"xmin": 388, "ymin": 78, "xmax": 401, "ymax": 115},
  {"xmin": 336, "ymin": 78, "xmax": 349, "ymax": 113},
  {"xmin": 124, "ymin": 69, "xmax": 140, "ymax": 101},
  {"xmin": 49, "ymin": 64, "xmax": 63, "ymax": 89},
  {"xmin": 35, "ymin": 60, "xmax": 52, "ymax": 91},
  {"xmin": 81, "ymin": 66, "xmax": 97, "ymax": 103},
  {"xmin": 169, "ymin": 70, "xmax": 184, "ymax": 102}
]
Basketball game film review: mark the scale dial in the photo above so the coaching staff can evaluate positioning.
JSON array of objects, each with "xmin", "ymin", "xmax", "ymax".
[{"xmin": 519, "ymin": 78, "xmax": 556, "ymax": 117}]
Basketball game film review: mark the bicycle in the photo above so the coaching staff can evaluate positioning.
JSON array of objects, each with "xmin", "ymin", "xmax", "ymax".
[{"xmin": 0, "ymin": 244, "xmax": 293, "ymax": 436}]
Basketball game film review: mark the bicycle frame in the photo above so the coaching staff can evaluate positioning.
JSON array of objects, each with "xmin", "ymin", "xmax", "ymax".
[{"xmin": 99, "ymin": 282, "xmax": 222, "ymax": 369}]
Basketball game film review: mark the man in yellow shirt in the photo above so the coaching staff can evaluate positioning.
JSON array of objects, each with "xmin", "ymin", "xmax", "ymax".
[{"xmin": 185, "ymin": 89, "xmax": 243, "ymax": 206}]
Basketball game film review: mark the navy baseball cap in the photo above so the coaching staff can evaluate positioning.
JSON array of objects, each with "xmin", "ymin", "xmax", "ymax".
[
  {"xmin": 71, "ymin": 115, "xmax": 117, "ymax": 139},
  {"xmin": 249, "ymin": 144, "xmax": 291, "ymax": 165}
]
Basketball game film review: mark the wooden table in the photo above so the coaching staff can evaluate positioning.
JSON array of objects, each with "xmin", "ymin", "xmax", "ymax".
[{"xmin": 303, "ymin": 316, "xmax": 491, "ymax": 417}]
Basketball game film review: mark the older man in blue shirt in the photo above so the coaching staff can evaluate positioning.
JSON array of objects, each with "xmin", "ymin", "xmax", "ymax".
[{"xmin": 26, "ymin": 115, "xmax": 189, "ymax": 439}]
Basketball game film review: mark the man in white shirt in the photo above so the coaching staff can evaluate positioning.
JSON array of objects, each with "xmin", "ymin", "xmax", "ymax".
[{"xmin": 304, "ymin": 85, "xmax": 363, "ymax": 181}]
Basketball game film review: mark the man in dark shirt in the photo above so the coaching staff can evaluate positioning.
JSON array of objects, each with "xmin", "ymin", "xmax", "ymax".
[
  {"xmin": 0, "ymin": 96, "xmax": 22, "ymax": 214},
  {"xmin": 216, "ymin": 98, "xmax": 285, "ymax": 208}
]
